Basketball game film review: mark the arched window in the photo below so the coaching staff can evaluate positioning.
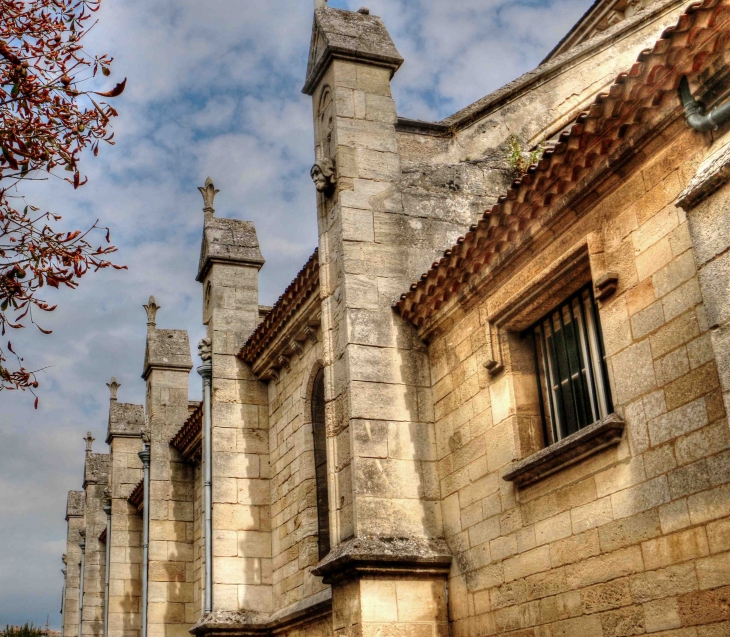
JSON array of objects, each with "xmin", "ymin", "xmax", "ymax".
[{"xmin": 311, "ymin": 368, "xmax": 330, "ymax": 560}]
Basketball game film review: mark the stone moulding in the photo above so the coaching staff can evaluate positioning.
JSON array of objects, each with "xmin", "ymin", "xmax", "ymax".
[
  {"xmin": 676, "ymin": 138, "xmax": 730, "ymax": 210},
  {"xmin": 503, "ymin": 413, "xmax": 625, "ymax": 487},
  {"xmin": 189, "ymin": 589, "xmax": 332, "ymax": 637},
  {"xmin": 312, "ymin": 536, "xmax": 452, "ymax": 585},
  {"xmin": 170, "ymin": 401, "xmax": 203, "ymax": 463}
]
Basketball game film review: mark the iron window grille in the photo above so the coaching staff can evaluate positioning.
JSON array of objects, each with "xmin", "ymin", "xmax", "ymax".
[{"xmin": 531, "ymin": 284, "xmax": 613, "ymax": 446}]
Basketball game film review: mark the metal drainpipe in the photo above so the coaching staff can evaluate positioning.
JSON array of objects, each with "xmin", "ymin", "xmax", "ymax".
[
  {"xmin": 198, "ymin": 354, "xmax": 213, "ymax": 615},
  {"xmin": 679, "ymin": 76, "xmax": 730, "ymax": 132},
  {"xmin": 102, "ymin": 500, "xmax": 112, "ymax": 637},
  {"xmin": 138, "ymin": 444, "xmax": 151, "ymax": 637},
  {"xmin": 77, "ymin": 540, "xmax": 86, "ymax": 637},
  {"xmin": 61, "ymin": 567, "xmax": 67, "ymax": 633}
]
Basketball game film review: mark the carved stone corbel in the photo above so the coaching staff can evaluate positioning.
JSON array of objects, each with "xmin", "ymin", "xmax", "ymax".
[
  {"xmin": 595, "ymin": 271, "xmax": 619, "ymax": 301},
  {"xmin": 484, "ymin": 322, "xmax": 505, "ymax": 377},
  {"xmin": 277, "ymin": 356, "xmax": 291, "ymax": 372},
  {"xmin": 290, "ymin": 340, "xmax": 305, "ymax": 359},
  {"xmin": 304, "ymin": 325, "xmax": 318, "ymax": 344}
]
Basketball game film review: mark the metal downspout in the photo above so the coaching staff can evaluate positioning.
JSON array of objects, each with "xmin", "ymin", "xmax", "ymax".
[
  {"xmin": 61, "ymin": 566, "xmax": 67, "ymax": 634},
  {"xmin": 679, "ymin": 76, "xmax": 730, "ymax": 132},
  {"xmin": 102, "ymin": 499, "xmax": 112, "ymax": 637},
  {"xmin": 198, "ymin": 352, "xmax": 213, "ymax": 615},
  {"xmin": 77, "ymin": 538, "xmax": 86, "ymax": 637},
  {"xmin": 138, "ymin": 442, "xmax": 151, "ymax": 637}
]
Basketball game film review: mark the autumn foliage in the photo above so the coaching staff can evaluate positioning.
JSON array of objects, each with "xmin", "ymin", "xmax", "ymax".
[{"xmin": 0, "ymin": 0, "xmax": 125, "ymax": 398}]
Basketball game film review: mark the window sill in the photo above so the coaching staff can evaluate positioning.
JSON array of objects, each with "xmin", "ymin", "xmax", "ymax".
[{"xmin": 503, "ymin": 413, "xmax": 625, "ymax": 487}]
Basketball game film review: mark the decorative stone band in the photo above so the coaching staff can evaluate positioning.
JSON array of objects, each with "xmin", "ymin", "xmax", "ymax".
[
  {"xmin": 503, "ymin": 413, "xmax": 625, "ymax": 487},
  {"xmin": 311, "ymin": 536, "xmax": 452, "ymax": 585},
  {"xmin": 169, "ymin": 401, "xmax": 203, "ymax": 463},
  {"xmin": 189, "ymin": 589, "xmax": 332, "ymax": 637},
  {"xmin": 128, "ymin": 479, "xmax": 144, "ymax": 512}
]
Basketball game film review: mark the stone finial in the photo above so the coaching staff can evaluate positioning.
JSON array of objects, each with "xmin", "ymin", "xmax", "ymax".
[
  {"xmin": 106, "ymin": 377, "xmax": 120, "ymax": 401},
  {"xmin": 143, "ymin": 296, "xmax": 159, "ymax": 331},
  {"xmin": 83, "ymin": 431, "xmax": 95, "ymax": 454},
  {"xmin": 198, "ymin": 177, "xmax": 220, "ymax": 221},
  {"xmin": 198, "ymin": 337, "xmax": 212, "ymax": 362}
]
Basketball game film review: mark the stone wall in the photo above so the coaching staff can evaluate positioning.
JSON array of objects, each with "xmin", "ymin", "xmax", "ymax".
[
  {"xmin": 427, "ymin": 119, "xmax": 730, "ymax": 635},
  {"xmin": 268, "ymin": 329, "xmax": 327, "ymax": 610}
]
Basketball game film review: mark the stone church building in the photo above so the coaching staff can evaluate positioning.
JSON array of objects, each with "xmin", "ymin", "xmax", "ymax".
[{"xmin": 60, "ymin": 0, "xmax": 730, "ymax": 635}]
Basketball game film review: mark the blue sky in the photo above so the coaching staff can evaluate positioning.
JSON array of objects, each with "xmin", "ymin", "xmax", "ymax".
[{"xmin": 0, "ymin": 0, "xmax": 591, "ymax": 628}]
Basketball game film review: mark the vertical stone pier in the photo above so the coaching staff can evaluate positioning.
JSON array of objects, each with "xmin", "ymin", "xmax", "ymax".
[{"xmin": 303, "ymin": 7, "xmax": 450, "ymax": 636}]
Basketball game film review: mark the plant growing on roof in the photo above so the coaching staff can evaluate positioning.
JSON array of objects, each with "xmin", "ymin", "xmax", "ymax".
[
  {"xmin": 0, "ymin": 0, "xmax": 127, "ymax": 401},
  {"xmin": 507, "ymin": 134, "xmax": 544, "ymax": 178}
]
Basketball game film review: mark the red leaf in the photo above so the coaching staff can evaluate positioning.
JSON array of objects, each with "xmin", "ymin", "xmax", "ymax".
[{"xmin": 93, "ymin": 78, "xmax": 126, "ymax": 98}]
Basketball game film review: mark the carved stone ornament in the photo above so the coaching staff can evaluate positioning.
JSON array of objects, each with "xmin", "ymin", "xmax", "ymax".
[
  {"xmin": 62, "ymin": 553, "xmax": 67, "ymax": 565},
  {"xmin": 198, "ymin": 337, "xmax": 213, "ymax": 362},
  {"xmin": 290, "ymin": 340, "xmax": 304, "ymax": 359},
  {"xmin": 106, "ymin": 376, "xmax": 120, "ymax": 401},
  {"xmin": 311, "ymin": 158, "xmax": 337, "ymax": 195},
  {"xmin": 103, "ymin": 486, "xmax": 112, "ymax": 500},
  {"xmin": 595, "ymin": 271, "xmax": 619, "ymax": 301},
  {"xmin": 141, "ymin": 426, "xmax": 152, "ymax": 445},
  {"xmin": 83, "ymin": 431, "xmax": 95, "ymax": 453},
  {"xmin": 198, "ymin": 177, "xmax": 220, "ymax": 217},
  {"xmin": 277, "ymin": 355, "xmax": 291, "ymax": 372},
  {"xmin": 143, "ymin": 296, "xmax": 159, "ymax": 328},
  {"xmin": 304, "ymin": 325, "xmax": 319, "ymax": 344}
]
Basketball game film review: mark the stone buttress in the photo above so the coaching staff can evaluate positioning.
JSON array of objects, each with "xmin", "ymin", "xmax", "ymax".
[
  {"xmin": 303, "ymin": 8, "xmax": 450, "ymax": 636},
  {"xmin": 142, "ymin": 299, "xmax": 196, "ymax": 637}
]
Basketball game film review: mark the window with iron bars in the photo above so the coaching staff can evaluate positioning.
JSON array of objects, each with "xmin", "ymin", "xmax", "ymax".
[{"xmin": 531, "ymin": 284, "xmax": 613, "ymax": 446}]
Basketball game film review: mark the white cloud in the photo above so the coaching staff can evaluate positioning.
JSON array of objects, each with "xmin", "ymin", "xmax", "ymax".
[{"xmin": 0, "ymin": 0, "xmax": 591, "ymax": 628}]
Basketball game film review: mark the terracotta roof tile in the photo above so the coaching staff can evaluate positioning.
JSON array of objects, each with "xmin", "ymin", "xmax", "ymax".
[
  {"xmin": 170, "ymin": 402, "xmax": 203, "ymax": 462},
  {"xmin": 394, "ymin": 0, "xmax": 730, "ymax": 327},
  {"xmin": 239, "ymin": 249, "xmax": 319, "ymax": 364},
  {"xmin": 128, "ymin": 479, "xmax": 144, "ymax": 511}
]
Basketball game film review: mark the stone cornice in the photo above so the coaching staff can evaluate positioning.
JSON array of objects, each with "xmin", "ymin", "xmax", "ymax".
[
  {"xmin": 312, "ymin": 536, "xmax": 452, "ymax": 585},
  {"xmin": 677, "ymin": 137, "xmax": 730, "ymax": 210},
  {"xmin": 189, "ymin": 590, "xmax": 332, "ymax": 637}
]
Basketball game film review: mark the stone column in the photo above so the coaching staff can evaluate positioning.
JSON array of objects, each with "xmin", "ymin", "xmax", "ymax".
[
  {"xmin": 141, "ymin": 298, "xmax": 196, "ymax": 637},
  {"xmin": 63, "ymin": 492, "xmax": 85, "ymax": 637},
  {"xmin": 106, "ymin": 379, "xmax": 145, "ymax": 637},
  {"xmin": 303, "ymin": 7, "xmax": 450, "ymax": 635},
  {"xmin": 195, "ymin": 179, "xmax": 271, "ymax": 615}
]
